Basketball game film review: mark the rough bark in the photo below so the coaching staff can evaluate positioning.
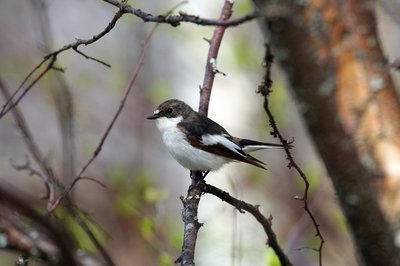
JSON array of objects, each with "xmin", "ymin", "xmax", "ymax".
[{"xmin": 253, "ymin": 0, "xmax": 400, "ymax": 265}]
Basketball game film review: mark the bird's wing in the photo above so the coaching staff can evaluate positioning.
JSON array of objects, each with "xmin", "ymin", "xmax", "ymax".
[{"xmin": 178, "ymin": 119, "xmax": 266, "ymax": 169}]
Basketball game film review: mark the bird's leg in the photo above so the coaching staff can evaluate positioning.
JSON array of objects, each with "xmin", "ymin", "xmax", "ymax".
[
  {"xmin": 193, "ymin": 171, "xmax": 209, "ymax": 190},
  {"xmin": 189, "ymin": 171, "xmax": 208, "ymax": 191}
]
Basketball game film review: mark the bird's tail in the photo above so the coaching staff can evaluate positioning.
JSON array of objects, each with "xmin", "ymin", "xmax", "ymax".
[{"xmin": 239, "ymin": 139, "xmax": 293, "ymax": 153}]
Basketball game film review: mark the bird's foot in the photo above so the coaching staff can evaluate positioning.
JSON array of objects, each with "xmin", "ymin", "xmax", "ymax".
[{"xmin": 189, "ymin": 171, "xmax": 209, "ymax": 191}]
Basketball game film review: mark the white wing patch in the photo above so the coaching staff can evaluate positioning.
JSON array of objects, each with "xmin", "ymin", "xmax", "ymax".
[{"xmin": 201, "ymin": 134, "xmax": 246, "ymax": 157}]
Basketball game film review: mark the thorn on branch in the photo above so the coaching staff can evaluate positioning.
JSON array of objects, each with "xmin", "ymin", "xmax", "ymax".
[
  {"xmin": 73, "ymin": 47, "xmax": 111, "ymax": 68},
  {"xmin": 202, "ymin": 37, "xmax": 211, "ymax": 44},
  {"xmin": 268, "ymin": 214, "xmax": 273, "ymax": 225},
  {"xmin": 51, "ymin": 66, "xmax": 65, "ymax": 73}
]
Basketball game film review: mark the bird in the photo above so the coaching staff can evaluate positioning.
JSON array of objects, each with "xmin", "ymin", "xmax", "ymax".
[{"xmin": 146, "ymin": 99, "xmax": 289, "ymax": 173}]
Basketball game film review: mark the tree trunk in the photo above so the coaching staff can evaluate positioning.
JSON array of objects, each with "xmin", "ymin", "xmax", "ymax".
[{"xmin": 254, "ymin": 0, "xmax": 400, "ymax": 265}]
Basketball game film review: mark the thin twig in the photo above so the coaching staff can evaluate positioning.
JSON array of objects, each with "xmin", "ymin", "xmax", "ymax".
[
  {"xmin": 0, "ymin": 78, "xmax": 56, "ymax": 202},
  {"xmin": 74, "ymin": 24, "xmax": 158, "ymax": 180},
  {"xmin": 0, "ymin": 55, "xmax": 57, "ymax": 119},
  {"xmin": 103, "ymin": 0, "xmax": 259, "ymax": 27},
  {"xmin": 258, "ymin": 44, "xmax": 324, "ymax": 265},
  {"xmin": 73, "ymin": 47, "xmax": 111, "ymax": 67},
  {"xmin": 0, "ymin": 7, "xmax": 124, "ymax": 119}
]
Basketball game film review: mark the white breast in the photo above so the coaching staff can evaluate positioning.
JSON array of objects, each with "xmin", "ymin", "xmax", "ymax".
[{"xmin": 155, "ymin": 116, "xmax": 229, "ymax": 171}]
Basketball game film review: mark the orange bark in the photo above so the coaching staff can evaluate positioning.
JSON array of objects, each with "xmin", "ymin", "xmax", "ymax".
[{"xmin": 255, "ymin": 0, "xmax": 400, "ymax": 264}]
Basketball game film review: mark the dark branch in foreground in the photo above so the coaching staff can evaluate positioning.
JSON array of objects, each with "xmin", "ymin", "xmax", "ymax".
[
  {"xmin": 257, "ymin": 45, "xmax": 324, "ymax": 265},
  {"xmin": 0, "ymin": 77, "xmax": 115, "ymax": 266},
  {"xmin": 0, "ymin": 183, "xmax": 77, "ymax": 266},
  {"xmin": 203, "ymin": 183, "xmax": 294, "ymax": 266}
]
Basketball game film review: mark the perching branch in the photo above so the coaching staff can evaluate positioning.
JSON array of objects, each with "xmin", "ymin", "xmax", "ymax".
[
  {"xmin": 178, "ymin": 1, "xmax": 237, "ymax": 265},
  {"xmin": 204, "ymin": 183, "xmax": 293, "ymax": 266}
]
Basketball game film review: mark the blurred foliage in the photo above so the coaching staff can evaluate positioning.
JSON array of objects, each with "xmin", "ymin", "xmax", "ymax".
[
  {"xmin": 264, "ymin": 248, "xmax": 281, "ymax": 266},
  {"xmin": 148, "ymin": 78, "xmax": 174, "ymax": 103},
  {"xmin": 231, "ymin": 36, "xmax": 263, "ymax": 70},
  {"xmin": 235, "ymin": 0, "xmax": 253, "ymax": 13},
  {"xmin": 108, "ymin": 167, "xmax": 168, "ymax": 216},
  {"xmin": 267, "ymin": 78, "xmax": 290, "ymax": 127},
  {"xmin": 293, "ymin": 162, "xmax": 321, "ymax": 194},
  {"xmin": 158, "ymin": 251, "xmax": 174, "ymax": 266},
  {"xmin": 107, "ymin": 165, "xmax": 180, "ymax": 260},
  {"xmin": 54, "ymin": 207, "xmax": 107, "ymax": 253},
  {"xmin": 0, "ymin": 255, "xmax": 14, "ymax": 266}
]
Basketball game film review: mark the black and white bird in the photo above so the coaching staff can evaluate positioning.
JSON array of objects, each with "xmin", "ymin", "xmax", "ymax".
[{"xmin": 147, "ymin": 99, "xmax": 288, "ymax": 172}]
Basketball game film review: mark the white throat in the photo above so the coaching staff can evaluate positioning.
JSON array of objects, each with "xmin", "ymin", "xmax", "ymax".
[{"xmin": 155, "ymin": 116, "xmax": 183, "ymax": 133}]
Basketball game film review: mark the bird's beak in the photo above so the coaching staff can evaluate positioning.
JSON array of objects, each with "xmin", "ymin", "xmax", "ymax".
[{"xmin": 146, "ymin": 110, "xmax": 160, "ymax": 120}]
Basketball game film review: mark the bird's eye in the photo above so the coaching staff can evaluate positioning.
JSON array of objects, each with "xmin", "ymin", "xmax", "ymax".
[{"xmin": 166, "ymin": 108, "xmax": 173, "ymax": 114}]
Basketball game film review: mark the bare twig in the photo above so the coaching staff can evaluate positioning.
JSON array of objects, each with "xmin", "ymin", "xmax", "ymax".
[
  {"xmin": 29, "ymin": 0, "xmax": 78, "ymax": 190},
  {"xmin": 257, "ymin": 45, "xmax": 325, "ymax": 265},
  {"xmin": 0, "ymin": 6, "xmax": 123, "ymax": 119},
  {"xmin": 0, "ymin": 78, "xmax": 56, "ymax": 203},
  {"xmin": 0, "ymin": 55, "xmax": 57, "ymax": 119},
  {"xmin": 204, "ymin": 183, "xmax": 293, "ymax": 266},
  {"xmin": 74, "ymin": 24, "xmax": 157, "ymax": 180},
  {"xmin": 54, "ymin": 0, "xmax": 187, "ymax": 212},
  {"xmin": 73, "ymin": 47, "xmax": 111, "ymax": 67},
  {"xmin": 103, "ymin": 0, "xmax": 259, "ymax": 27}
]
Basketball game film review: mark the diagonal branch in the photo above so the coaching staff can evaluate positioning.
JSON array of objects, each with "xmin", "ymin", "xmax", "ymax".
[{"xmin": 204, "ymin": 183, "xmax": 293, "ymax": 266}]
